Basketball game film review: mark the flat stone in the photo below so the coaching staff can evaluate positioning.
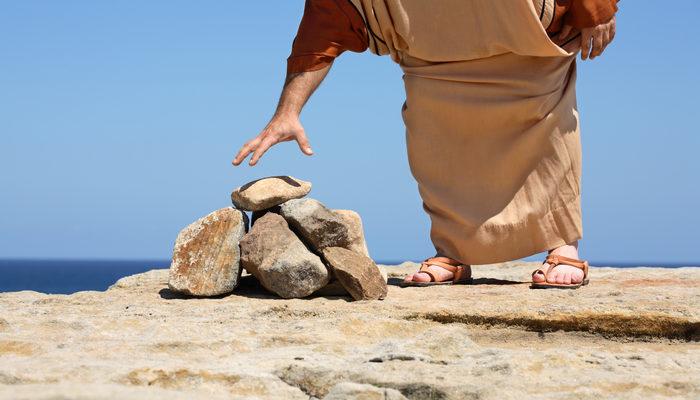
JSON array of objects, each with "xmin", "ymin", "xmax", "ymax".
[
  {"xmin": 333, "ymin": 210, "xmax": 370, "ymax": 257},
  {"xmin": 231, "ymin": 176, "xmax": 311, "ymax": 211},
  {"xmin": 322, "ymin": 247, "xmax": 387, "ymax": 301},
  {"xmin": 278, "ymin": 198, "xmax": 352, "ymax": 252},
  {"xmin": 168, "ymin": 208, "xmax": 248, "ymax": 296},
  {"xmin": 239, "ymin": 213, "xmax": 329, "ymax": 298},
  {"xmin": 0, "ymin": 263, "xmax": 698, "ymax": 399}
]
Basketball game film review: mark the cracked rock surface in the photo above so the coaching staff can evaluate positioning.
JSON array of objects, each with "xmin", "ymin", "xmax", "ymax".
[{"xmin": 0, "ymin": 262, "xmax": 698, "ymax": 399}]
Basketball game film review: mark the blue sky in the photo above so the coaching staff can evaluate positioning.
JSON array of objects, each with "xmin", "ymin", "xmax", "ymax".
[{"xmin": 1, "ymin": 1, "xmax": 698, "ymax": 264}]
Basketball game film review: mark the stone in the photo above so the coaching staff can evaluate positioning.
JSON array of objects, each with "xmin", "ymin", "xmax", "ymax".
[
  {"xmin": 278, "ymin": 198, "xmax": 352, "ymax": 252},
  {"xmin": 239, "ymin": 213, "xmax": 329, "ymax": 298},
  {"xmin": 168, "ymin": 207, "xmax": 248, "ymax": 296},
  {"xmin": 231, "ymin": 176, "xmax": 311, "ymax": 211},
  {"xmin": 333, "ymin": 209, "xmax": 370, "ymax": 257},
  {"xmin": 0, "ymin": 262, "xmax": 698, "ymax": 399},
  {"xmin": 322, "ymin": 247, "xmax": 387, "ymax": 301},
  {"xmin": 323, "ymin": 382, "xmax": 407, "ymax": 400},
  {"xmin": 250, "ymin": 205, "xmax": 280, "ymax": 226}
]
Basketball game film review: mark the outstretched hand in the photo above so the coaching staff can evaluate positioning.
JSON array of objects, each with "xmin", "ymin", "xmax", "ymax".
[
  {"xmin": 232, "ymin": 113, "xmax": 313, "ymax": 166},
  {"xmin": 555, "ymin": 16, "xmax": 616, "ymax": 60}
]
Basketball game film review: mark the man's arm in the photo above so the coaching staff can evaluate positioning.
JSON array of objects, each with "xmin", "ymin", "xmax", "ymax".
[
  {"xmin": 232, "ymin": 65, "xmax": 331, "ymax": 166},
  {"xmin": 232, "ymin": 0, "xmax": 367, "ymax": 167}
]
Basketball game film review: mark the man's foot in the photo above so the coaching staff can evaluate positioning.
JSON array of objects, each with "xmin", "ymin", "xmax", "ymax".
[
  {"xmin": 402, "ymin": 256, "xmax": 471, "ymax": 285},
  {"xmin": 403, "ymin": 263, "xmax": 454, "ymax": 284},
  {"xmin": 532, "ymin": 242, "xmax": 585, "ymax": 285}
]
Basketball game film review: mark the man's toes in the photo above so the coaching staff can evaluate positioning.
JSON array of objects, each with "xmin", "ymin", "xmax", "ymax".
[
  {"xmin": 555, "ymin": 270, "xmax": 567, "ymax": 284},
  {"xmin": 532, "ymin": 271, "xmax": 546, "ymax": 283},
  {"xmin": 563, "ymin": 271, "xmax": 572, "ymax": 285},
  {"xmin": 412, "ymin": 272, "xmax": 432, "ymax": 283},
  {"xmin": 570, "ymin": 269, "xmax": 584, "ymax": 284},
  {"xmin": 428, "ymin": 265, "xmax": 453, "ymax": 281}
]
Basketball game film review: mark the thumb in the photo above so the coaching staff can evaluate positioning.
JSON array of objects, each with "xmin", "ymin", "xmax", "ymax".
[{"xmin": 296, "ymin": 130, "xmax": 313, "ymax": 156}]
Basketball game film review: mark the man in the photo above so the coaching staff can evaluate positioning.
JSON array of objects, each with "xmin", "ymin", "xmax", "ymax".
[{"xmin": 233, "ymin": 0, "xmax": 618, "ymax": 289}]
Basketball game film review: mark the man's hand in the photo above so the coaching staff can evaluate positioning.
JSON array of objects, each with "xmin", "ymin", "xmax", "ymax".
[
  {"xmin": 232, "ymin": 113, "xmax": 312, "ymax": 166},
  {"xmin": 232, "ymin": 66, "xmax": 331, "ymax": 167},
  {"xmin": 556, "ymin": 16, "xmax": 616, "ymax": 60}
]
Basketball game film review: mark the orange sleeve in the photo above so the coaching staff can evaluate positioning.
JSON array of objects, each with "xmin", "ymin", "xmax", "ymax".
[
  {"xmin": 287, "ymin": 0, "xmax": 369, "ymax": 74},
  {"xmin": 566, "ymin": 0, "xmax": 619, "ymax": 29}
]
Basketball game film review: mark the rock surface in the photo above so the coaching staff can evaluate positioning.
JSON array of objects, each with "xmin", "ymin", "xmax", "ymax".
[
  {"xmin": 231, "ymin": 176, "xmax": 311, "ymax": 211},
  {"xmin": 240, "ymin": 213, "xmax": 329, "ymax": 298},
  {"xmin": 279, "ymin": 198, "xmax": 352, "ymax": 252},
  {"xmin": 322, "ymin": 247, "xmax": 387, "ymax": 301},
  {"xmin": 168, "ymin": 208, "xmax": 248, "ymax": 296},
  {"xmin": 323, "ymin": 382, "xmax": 407, "ymax": 399},
  {"xmin": 334, "ymin": 209, "xmax": 370, "ymax": 257},
  {"xmin": 1, "ymin": 262, "xmax": 698, "ymax": 400}
]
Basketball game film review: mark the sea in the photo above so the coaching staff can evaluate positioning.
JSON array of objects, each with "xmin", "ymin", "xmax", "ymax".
[{"xmin": 0, "ymin": 259, "xmax": 696, "ymax": 295}]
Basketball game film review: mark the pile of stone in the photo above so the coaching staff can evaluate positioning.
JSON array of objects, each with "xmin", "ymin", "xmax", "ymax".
[{"xmin": 167, "ymin": 176, "xmax": 387, "ymax": 301}]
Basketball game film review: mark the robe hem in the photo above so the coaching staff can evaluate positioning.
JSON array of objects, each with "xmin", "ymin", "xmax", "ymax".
[{"xmin": 433, "ymin": 196, "xmax": 583, "ymax": 265}]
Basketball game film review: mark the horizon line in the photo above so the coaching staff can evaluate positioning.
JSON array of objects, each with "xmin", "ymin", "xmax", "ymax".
[{"xmin": 0, "ymin": 258, "xmax": 698, "ymax": 268}]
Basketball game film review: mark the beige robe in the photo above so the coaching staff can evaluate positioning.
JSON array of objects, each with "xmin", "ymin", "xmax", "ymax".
[{"xmin": 350, "ymin": 0, "xmax": 583, "ymax": 264}]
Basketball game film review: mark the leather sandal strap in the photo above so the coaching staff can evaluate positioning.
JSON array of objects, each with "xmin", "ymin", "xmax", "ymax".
[
  {"xmin": 418, "ymin": 265, "xmax": 439, "ymax": 282},
  {"xmin": 424, "ymin": 256, "xmax": 463, "ymax": 266},
  {"xmin": 421, "ymin": 258, "xmax": 470, "ymax": 283},
  {"xmin": 544, "ymin": 254, "xmax": 589, "ymax": 279},
  {"xmin": 422, "ymin": 260, "xmax": 460, "ymax": 273}
]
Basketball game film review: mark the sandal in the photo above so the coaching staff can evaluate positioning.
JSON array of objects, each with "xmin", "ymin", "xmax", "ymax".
[
  {"xmin": 400, "ymin": 257, "xmax": 472, "ymax": 287},
  {"xmin": 530, "ymin": 254, "xmax": 589, "ymax": 289}
]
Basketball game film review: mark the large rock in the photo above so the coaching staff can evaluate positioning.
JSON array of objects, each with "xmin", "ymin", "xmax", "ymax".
[
  {"xmin": 1, "ymin": 263, "xmax": 699, "ymax": 399},
  {"xmin": 231, "ymin": 176, "xmax": 311, "ymax": 211},
  {"xmin": 240, "ymin": 213, "xmax": 329, "ymax": 298},
  {"xmin": 278, "ymin": 198, "xmax": 352, "ymax": 252},
  {"xmin": 322, "ymin": 247, "xmax": 387, "ymax": 301},
  {"xmin": 168, "ymin": 207, "xmax": 248, "ymax": 296},
  {"xmin": 333, "ymin": 210, "xmax": 370, "ymax": 257}
]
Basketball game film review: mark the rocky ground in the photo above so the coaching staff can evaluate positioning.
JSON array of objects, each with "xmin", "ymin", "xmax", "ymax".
[{"xmin": 0, "ymin": 262, "xmax": 698, "ymax": 400}]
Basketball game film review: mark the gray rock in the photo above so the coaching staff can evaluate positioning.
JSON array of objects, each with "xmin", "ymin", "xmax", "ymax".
[
  {"xmin": 231, "ymin": 176, "xmax": 311, "ymax": 211},
  {"xmin": 279, "ymin": 199, "xmax": 352, "ymax": 252},
  {"xmin": 323, "ymin": 382, "xmax": 407, "ymax": 400},
  {"xmin": 333, "ymin": 209, "xmax": 370, "ymax": 257},
  {"xmin": 240, "ymin": 213, "xmax": 329, "ymax": 298},
  {"xmin": 322, "ymin": 247, "xmax": 387, "ymax": 301},
  {"xmin": 168, "ymin": 207, "xmax": 248, "ymax": 296}
]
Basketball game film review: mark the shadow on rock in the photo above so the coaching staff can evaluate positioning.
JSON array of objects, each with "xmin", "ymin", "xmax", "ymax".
[{"xmin": 387, "ymin": 277, "xmax": 524, "ymax": 287}]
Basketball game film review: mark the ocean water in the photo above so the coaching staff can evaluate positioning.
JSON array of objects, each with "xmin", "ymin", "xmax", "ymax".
[
  {"xmin": 0, "ymin": 259, "xmax": 696, "ymax": 295},
  {"xmin": 0, "ymin": 259, "xmax": 170, "ymax": 294}
]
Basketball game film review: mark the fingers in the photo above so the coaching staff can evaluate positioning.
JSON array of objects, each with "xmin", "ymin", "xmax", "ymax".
[
  {"xmin": 582, "ymin": 17, "xmax": 616, "ymax": 61},
  {"xmin": 591, "ymin": 31, "xmax": 604, "ymax": 60},
  {"xmin": 580, "ymin": 29, "xmax": 593, "ymax": 60},
  {"xmin": 601, "ymin": 29, "xmax": 611, "ymax": 54},
  {"xmin": 248, "ymin": 135, "xmax": 278, "ymax": 166},
  {"xmin": 295, "ymin": 130, "xmax": 313, "ymax": 156},
  {"xmin": 232, "ymin": 137, "xmax": 261, "ymax": 166},
  {"xmin": 610, "ymin": 19, "xmax": 616, "ymax": 42}
]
